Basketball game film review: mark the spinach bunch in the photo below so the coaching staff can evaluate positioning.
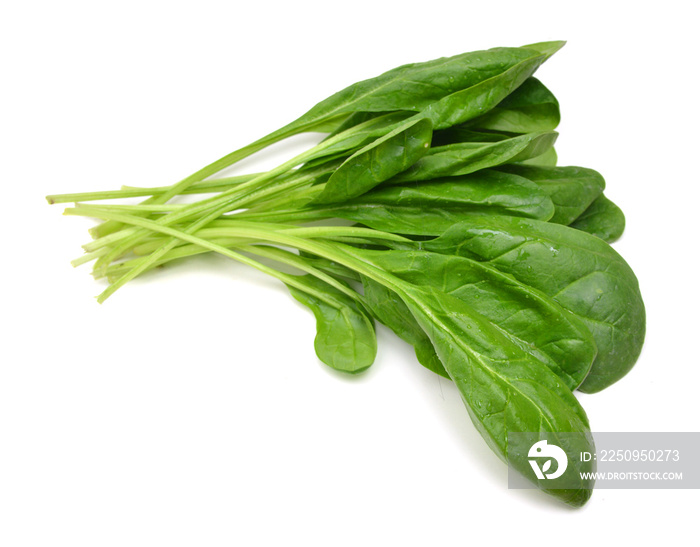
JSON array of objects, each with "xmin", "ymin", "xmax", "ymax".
[{"xmin": 48, "ymin": 41, "xmax": 644, "ymax": 507}]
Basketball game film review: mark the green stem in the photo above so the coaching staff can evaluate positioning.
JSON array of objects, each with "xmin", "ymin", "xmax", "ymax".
[
  {"xmin": 196, "ymin": 224, "xmax": 410, "ymax": 243},
  {"xmin": 102, "ymin": 237, "xmax": 256, "ymax": 278},
  {"xmin": 64, "ymin": 207, "xmax": 314, "ymax": 302},
  {"xmin": 86, "ymin": 167, "xmax": 310, "ymax": 258},
  {"xmin": 241, "ymin": 245, "xmax": 362, "ymax": 304},
  {"xmin": 235, "ymin": 184, "xmax": 324, "ymax": 216},
  {"xmin": 119, "ymin": 173, "xmax": 261, "ymax": 195},
  {"xmin": 65, "ymin": 206, "xmax": 408, "ymax": 303},
  {"xmin": 87, "ymin": 111, "xmax": 392, "ymax": 246},
  {"xmin": 46, "ymin": 174, "xmax": 261, "ymax": 204},
  {"xmin": 232, "ymin": 207, "xmax": 331, "ymax": 224},
  {"xmin": 80, "ymin": 220, "xmax": 409, "ymax": 263},
  {"xmin": 68, "ymin": 209, "xmax": 368, "ymax": 309},
  {"xmin": 76, "ymin": 203, "xmax": 185, "ymax": 212}
]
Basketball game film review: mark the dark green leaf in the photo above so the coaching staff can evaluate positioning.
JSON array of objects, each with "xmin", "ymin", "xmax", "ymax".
[
  {"xmin": 432, "ymin": 127, "xmax": 512, "ymax": 145},
  {"xmin": 395, "ymin": 282, "xmax": 595, "ymax": 506},
  {"xmin": 314, "ymin": 117, "xmax": 433, "ymax": 204},
  {"xmin": 360, "ymin": 249, "xmax": 596, "ymax": 390},
  {"xmin": 497, "ymin": 164, "xmax": 605, "ymax": 224},
  {"xmin": 268, "ymin": 43, "xmax": 563, "ymax": 142},
  {"xmin": 570, "ymin": 194, "xmax": 625, "ymax": 243},
  {"xmin": 392, "ymin": 131, "xmax": 558, "ymax": 183},
  {"xmin": 361, "ymin": 276, "xmax": 447, "ymax": 378},
  {"xmin": 467, "ymin": 77, "xmax": 560, "ymax": 133},
  {"xmin": 423, "ymin": 216, "xmax": 645, "ymax": 393},
  {"xmin": 324, "ymin": 170, "xmax": 554, "ymax": 234},
  {"xmin": 420, "ymin": 53, "xmax": 551, "ymax": 130}
]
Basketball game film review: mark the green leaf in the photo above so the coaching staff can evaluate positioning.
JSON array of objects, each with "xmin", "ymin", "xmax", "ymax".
[
  {"xmin": 394, "ymin": 283, "xmax": 595, "ymax": 506},
  {"xmin": 420, "ymin": 53, "xmax": 550, "ymax": 130},
  {"xmin": 323, "ymin": 170, "xmax": 554, "ymax": 235},
  {"xmin": 432, "ymin": 127, "xmax": 512, "ymax": 145},
  {"xmin": 360, "ymin": 250, "xmax": 596, "ymax": 390},
  {"xmin": 521, "ymin": 40, "xmax": 567, "ymax": 59},
  {"xmin": 286, "ymin": 275, "xmax": 376, "ymax": 373},
  {"xmin": 468, "ymin": 77, "xmax": 560, "ymax": 133},
  {"xmin": 268, "ymin": 44, "xmax": 562, "ymax": 142},
  {"xmin": 361, "ymin": 276, "xmax": 447, "ymax": 378},
  {"xmin": 314, "ymin": 117, "xmax": 433, "ymax": 204},
  {"xmin": 570, "ymin": 194, "xmax": 626, "ymax": 243},
  {"xmin": 497, "ymin": 164, "xmax": 605, "ymax": 224},
  {"xmin": 517, "ymin": 145, "xmax": 557, "ymax": 166},
  {"xmin": 424, "ymin": 216, "xmax": 645, "ymax": 393},
  {"xmin": 392, "ymin": 131, "xmax": 558, "ymax": 183},
  {"xmin": 304, "ymin": 112, "xmax": 415, "ymax": 165}
]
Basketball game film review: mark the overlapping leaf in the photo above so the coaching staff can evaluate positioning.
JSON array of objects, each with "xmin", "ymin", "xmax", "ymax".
[
  {"xmin": 423, "ymin": 216, "xmax": 645, "ymax": 392},
  {"xmin": 359, "ymin": 249, "xmax": 597, "ymax": 389},
  {"xmin": 570, "ymin": 194, "xmax": 626, "ymax": 243},
  {"xmin": 394, "ymin": 282, "xmax": 596, "ymax": 506},
  {"xmin": 497, "ymin": 164, "xmax": 605, "ymax": 224}
]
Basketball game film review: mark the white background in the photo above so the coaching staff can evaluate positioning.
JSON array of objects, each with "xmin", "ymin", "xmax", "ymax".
[{"xmin": 2, "ymin": 1, "xmax": 698, "ymax": 545}]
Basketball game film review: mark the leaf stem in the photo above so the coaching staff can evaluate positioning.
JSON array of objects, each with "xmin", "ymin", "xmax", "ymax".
[{"xmin": 65, "ymin": 206, "xmax": 408, "ymax": 302}]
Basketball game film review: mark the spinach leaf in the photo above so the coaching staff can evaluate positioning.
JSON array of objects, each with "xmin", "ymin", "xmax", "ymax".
[
  {"xmin": 496, "ymin": 164, "xmax": 605, "ymax": 224},
  {"xmin": 393, "ymin": 282, "xmax": 595, "ymax": 506},
  {"xmin": 314, "ymin": 117, "xmax": 433, "ymax": 204},
  {"xmin": 361, "ymin": 276, "xmax": 447, "ymax": 378},
  {"xmin": 325, "ymin": 170, "xmax": 555, "ymax": 234},
  {"xmin": 467, "ymin": 77, "xmax": 560, "ymax": 133},
  {"xmin": 286, "ymin": 274, "xmax": 376, "ymax": 373},
  {"xmin": 423, "ymin": 216, "xmax": 645, "ymax": 393},
  {"xmin": 391, "ymin": 131, "xmax": 558, "ymax": 183},
  {"xmin": 303, "ymin": 112, "xmax": 415, "ymax": 165},
  {"xmin": 359, "ymin": 250, "xmax": 597, "ymax": 390},
  {"xmin": 266, "ymin": 43, "xmax": 563, "ymax": 143},
  {"xmin": 517, "ymin": 145, "xmax": 557, "ymax": 167},
  {"xmin": 255, "ymin": 169, "xmax": 556, "ymax": 233},
  {"xmin": 432, "ymin": 127, "xmax": 512, "ymax": 146},
  {"xmin": 570, "ymin": 194, "xmax": 626, "ymax": 243},
  {"xmin": 420, "ymin": 53, "xmax": 550, "ymax": 130}
]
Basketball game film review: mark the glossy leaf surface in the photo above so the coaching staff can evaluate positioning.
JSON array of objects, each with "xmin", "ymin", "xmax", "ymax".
[
  {"xmin": 467, "ymin": 77, "xmax": 560, "ymax": 133},
  {"xmin": 424, "ymin": 216, "xmax": 645, "ymax": 392},
  {"xmin": 394, "ymin": 282, "xmax": 595, "ymax": 506},
  {"xmin": 323, "ymin": 170, "xmax": 554, "ymax": 235},
  {"xmin": 267, "ymin": 43, "xmax": 563, "ymax": 142},
  {"xmin": 315, "ymin": 117, "xmax": 433, "ymax": 204},
  {"xmin": 420, "ymin": 53, "xmax": 549, "ymax": 130},
  {"xmin": 392, "ymin": 131, "xmax": 558, "ymax": 183},
  {"xmin": 497, "ymin": 164, "xmax": 605, "ymax": 224},
  {"xmin": 360, "ymin": 249, "xmax": 597, "ymax": 389}
]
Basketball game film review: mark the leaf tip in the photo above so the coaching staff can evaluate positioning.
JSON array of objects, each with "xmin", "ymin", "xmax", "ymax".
[{"xmin": 522, "ymin": 40, "xmax": 567, "ymax": 59}]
